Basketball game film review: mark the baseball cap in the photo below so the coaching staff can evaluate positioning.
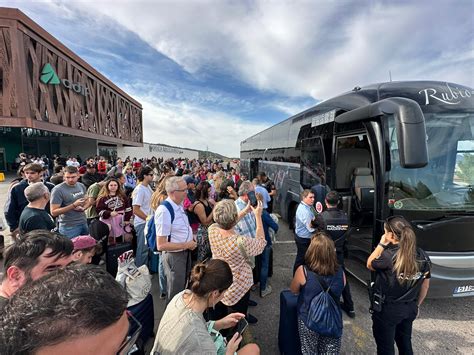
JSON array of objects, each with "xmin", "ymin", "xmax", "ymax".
[
  {"xmin": 184, "ymin": 176, "xmax": 197, "ymax": 185},
  {"xmin": 71, "ymin": 235, "xmax": 97, "ymax": 251}
]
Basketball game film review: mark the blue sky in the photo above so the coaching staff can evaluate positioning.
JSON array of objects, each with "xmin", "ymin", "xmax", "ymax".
[{"xmin": 3, "ymin": 0, "xmax": 473, "ymax": 157}]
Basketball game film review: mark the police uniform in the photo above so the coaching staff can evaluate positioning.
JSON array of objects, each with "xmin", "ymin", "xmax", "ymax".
[
  {"xmin": 370, "ymin": 244, "xmax": 431, "ymax": 355},
  {"xmin": 314, "ymin": 207, "xmax": 354, "ymax": 312}
]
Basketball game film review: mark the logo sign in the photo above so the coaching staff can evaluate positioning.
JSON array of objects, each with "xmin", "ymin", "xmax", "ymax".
[
  {"xmin": 418, "ymin": 83, "xmax": 474, "ymax": 106},
  {"xmin": 40, "ymin": 63, "xmax": 60, "ymax": 84},
  {"xmin": 40, "ymin": 63, "xmax": 90, "ymax": 96}
]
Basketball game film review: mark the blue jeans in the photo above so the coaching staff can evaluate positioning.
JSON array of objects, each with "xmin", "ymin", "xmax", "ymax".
[
  {"xmin": 59, "ymin": 223, "xmax": 89, "ymax": 239},
  {"xmin": 260, "ymin": 245, "xmax": 272, "ymax": 290},
  {"xmin": 134, "ymin": 223, "xmax": 149, "ymax": 267}
]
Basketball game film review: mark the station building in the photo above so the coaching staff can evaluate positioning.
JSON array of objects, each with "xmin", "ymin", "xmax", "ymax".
[{"xmin": 0, "ymin": 8, "xmax": 143, "ymax": 171}]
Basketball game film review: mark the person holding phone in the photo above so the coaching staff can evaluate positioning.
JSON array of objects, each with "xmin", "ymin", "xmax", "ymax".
[{"xmin": 151, "ymin": 259, "xmax": 260, "ymax": 355}]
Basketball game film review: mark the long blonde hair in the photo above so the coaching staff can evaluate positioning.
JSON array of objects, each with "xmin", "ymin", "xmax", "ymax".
[
  {"xmin": 150, "ymin": 175, "xmax": 171, "ymax": 210},
  {"xmin": 385, "ymin": 216, "xmax": 419, "ymax": 284}
]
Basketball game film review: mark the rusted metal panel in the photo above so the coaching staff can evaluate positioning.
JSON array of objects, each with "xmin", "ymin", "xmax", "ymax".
[{"xmin": 0, "ymin": 8, "xmax": 143, "ymax": 146}]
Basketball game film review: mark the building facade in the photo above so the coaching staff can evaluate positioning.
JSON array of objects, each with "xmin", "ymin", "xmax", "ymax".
[
  {"xmin": 118, "ymin": 143, "xmax": 199, "ymax": 161},
  {"xmin": 0, "ymin": 8, "xmax": 143, "ymax": 170}
]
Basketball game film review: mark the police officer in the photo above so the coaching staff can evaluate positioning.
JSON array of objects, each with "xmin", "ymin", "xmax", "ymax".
[
  {"xmin": 367, "ymin": 215, "xmax": 431, "ymax": 355},
  {"xmin": 313, "ymin": 190, "xmax": 355, "ymax": 317}
]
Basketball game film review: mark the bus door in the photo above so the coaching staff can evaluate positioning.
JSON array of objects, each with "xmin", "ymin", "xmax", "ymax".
[
  {"xmin": 332, "ymin": 133, "xmax": 375, "ymax": 282},
  {"xmin": 250, "ymin": 159, "xmax": 259, "ymax": 180}
]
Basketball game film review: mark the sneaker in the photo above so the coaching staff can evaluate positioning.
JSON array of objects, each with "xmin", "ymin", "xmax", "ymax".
[
  {"xmin": 246, "ymin": 313, "xmax": 258, "ymax": 324},
  {"xmin": 341, "ymin": 303, "xmax": 356, "ymax": 318},
  {"xmin": 260, "ymin": 285, "xmax": 272, "ymax": 298},
  {"xmin": 248, "ymin": 299, "xmax": 258, "ymax": 307},
  {"xmin": 160, "ymin": 293, "xmax": 167, "ymax": 299}
]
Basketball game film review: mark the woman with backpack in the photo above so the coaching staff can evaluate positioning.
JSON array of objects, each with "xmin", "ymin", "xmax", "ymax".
[
  {"xmin": 290, "ymin": 232, "xmax": 345, "ymax": 354},
  {"xmin": 367, "ymin": 216, "xmax": 431, "ymax": 355}
]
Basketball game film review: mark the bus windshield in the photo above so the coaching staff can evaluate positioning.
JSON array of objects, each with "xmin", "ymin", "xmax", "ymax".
[{"xmin": 388, "ymin": 112, "xmax": 474, "ymax": 211}]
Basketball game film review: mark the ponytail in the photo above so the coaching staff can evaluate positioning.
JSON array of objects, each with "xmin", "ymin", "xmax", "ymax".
[{"xmin": 393, "ymin": 225, "xmax": 419, "ymax": 284}]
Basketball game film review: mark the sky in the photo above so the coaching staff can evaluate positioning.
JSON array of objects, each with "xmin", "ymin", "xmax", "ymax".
[{"xmin": 3, "ymin": 0, "xmax": 473, "ymax": 157}]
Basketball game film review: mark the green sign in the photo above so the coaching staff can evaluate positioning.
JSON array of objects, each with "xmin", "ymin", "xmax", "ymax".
[
  {"xmin": 40, "ymin": 63, "xmax": 60, "ymax": 85},
  {"xmin": 40, "ymin": 63, "xmax": 89, "ymax": 96}
]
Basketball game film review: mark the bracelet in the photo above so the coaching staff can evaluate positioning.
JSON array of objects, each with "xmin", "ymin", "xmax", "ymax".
[{"xmin": 378, "ymin": 242, "xmax": 388, "ymax": 249}]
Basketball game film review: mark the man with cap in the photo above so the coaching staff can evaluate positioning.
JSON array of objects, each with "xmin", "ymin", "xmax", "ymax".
[
  {"xmin": 81, "ymin": 163, "xmax": 102, "ymax": 189},
  {"xmin": 313, "ymin": 190, "xmax": 355, "ymax": 317},
  {"xmin": 71, "ymin": 235, "xmax": 98, "ymax": 264}
]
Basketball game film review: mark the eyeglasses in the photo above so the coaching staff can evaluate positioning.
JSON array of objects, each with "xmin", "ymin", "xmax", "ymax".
[
  {"xmin": 174, "ymin": 188, "xmax": 187, "ymax": 192},
  {"xmin": 117, "ymin": 313, "xmax": 142, "ymax": 355},
  {"xmin": 147, "ymin": 174, "xmax": 154, "ymax": 176}
]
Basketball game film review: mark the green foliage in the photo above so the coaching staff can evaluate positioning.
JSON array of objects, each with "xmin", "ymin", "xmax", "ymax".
[{"xmin": 455, "ymin": 153, "xmax": 474, "ymax": 185}]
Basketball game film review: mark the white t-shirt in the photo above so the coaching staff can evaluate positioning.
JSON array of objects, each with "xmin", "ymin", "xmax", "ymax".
[
  {"xmin": 154, "ymin": 197, "xmax": 192, "ymax": 248},
  {"xmin": 132, "ymin": 184, "xmax": 153, "ymax": 225}
]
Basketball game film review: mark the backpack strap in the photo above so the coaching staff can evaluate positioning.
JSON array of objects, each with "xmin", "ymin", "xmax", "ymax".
[
  {"xmin": 312, "ymin": 271, "xmax": 340, "ymax": 304},
  {"xmin": 161, "ymin": 200, "xmax": 175, "ymax": 242}
]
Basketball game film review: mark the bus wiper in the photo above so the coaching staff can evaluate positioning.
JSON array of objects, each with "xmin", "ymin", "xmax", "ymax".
[{"xmin": 413, "ymin": 216, "xmax": 473, "ymax": 231}]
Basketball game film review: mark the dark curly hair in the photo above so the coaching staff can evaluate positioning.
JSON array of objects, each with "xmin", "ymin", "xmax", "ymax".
[{"xmin": 0, "ymin": 264, "xmax": 128, "ymax": 354}]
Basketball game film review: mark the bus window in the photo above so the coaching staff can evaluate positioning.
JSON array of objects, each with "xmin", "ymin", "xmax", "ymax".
[
  {"xmin": 300, "ymin": 137, "xmax": 326, "ymax": 189},
  {"xmin": 388, "ymin": 113, "xmax": 474, "ymax": 211},
  {"xmin": 335, "ymin": 135, "xmax": 372, "ymax": 190}
]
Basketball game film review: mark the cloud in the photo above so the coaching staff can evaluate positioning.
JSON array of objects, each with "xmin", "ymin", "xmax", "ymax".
[
  {"xmin": 133, "ymin": 93, "xmax": 269, "ymax": 158},
  {"xmin": 5, "ymin": 0, "xmax": 473, "ymax": 157},
  {"xmin": 61, "ymin": 0, "xmax": 473, "ymax": 99}
]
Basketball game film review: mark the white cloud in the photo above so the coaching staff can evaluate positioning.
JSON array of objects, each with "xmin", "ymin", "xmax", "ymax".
[
  {"xmin": 130, "ymin": 92, "xmax": 269, "ymax": 157},
  {"xmin": 61, "ymin": 0, "xmax": 473, "ymax": 99}
]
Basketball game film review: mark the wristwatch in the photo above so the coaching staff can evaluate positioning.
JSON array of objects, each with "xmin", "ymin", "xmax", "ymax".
[{"xmin": 378, "ymin": 242, "xmax": 389, "ymax": 249}]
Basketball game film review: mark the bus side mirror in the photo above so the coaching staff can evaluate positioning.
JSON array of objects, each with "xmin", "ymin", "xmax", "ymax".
[{"xmin": 335, "ymin": 97, "xmax": 428, "ymax": 168}]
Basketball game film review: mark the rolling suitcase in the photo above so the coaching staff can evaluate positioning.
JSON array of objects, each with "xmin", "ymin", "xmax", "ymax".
[
  {"xmin": 278, "ymin": 289, "xmax": 302, "ymax": 355},
  {"xmin": 106, "ymin": 241, "xmax": 132, "ymax": 277},
  {"xmin": 148, "ymin": 251, "xmax": 159, "ymax": 274},
  {"xmin": 127, "ymin": 293, "xmax": 155, "ymax": 350}
]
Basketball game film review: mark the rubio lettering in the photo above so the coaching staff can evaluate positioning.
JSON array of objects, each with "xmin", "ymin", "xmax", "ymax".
[{"xmin": 419, "ymin": 83, "xmax": 473, "ymax": 105}]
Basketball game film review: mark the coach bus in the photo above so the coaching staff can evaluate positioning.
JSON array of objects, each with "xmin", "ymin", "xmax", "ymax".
[{"xmin": 240, "ymin": 81, "xmax": 474, "ymax": 298}]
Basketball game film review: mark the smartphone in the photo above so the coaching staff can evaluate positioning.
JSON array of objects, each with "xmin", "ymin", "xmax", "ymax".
[
  {"xmin": 247, "ymin": 191, "xmax": 258, "ymax": 207},
  {"xmin": 235, "ymin": 317, "xmax": 248, "ymax": 335}
]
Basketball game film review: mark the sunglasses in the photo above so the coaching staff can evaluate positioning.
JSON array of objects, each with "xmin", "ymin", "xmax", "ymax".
[{"xmin": 117, "ymin": 313, "xmax": 142, "ymax": 355}]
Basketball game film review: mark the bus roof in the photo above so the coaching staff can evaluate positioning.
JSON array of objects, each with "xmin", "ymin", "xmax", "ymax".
[{"xmin": 241, "ymin": 80, "xmax": 473, "ymax": 148}]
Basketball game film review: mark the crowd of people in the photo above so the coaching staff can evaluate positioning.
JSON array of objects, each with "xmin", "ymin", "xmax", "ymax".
[{"xmin": 0, "ymin": 152, "xmax": 432, "ymax": 355}]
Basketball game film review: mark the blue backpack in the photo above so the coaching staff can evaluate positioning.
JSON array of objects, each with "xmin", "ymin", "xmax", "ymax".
[
  {"xmin": 305, "ymin": 267, "xmax": 343, "ymax": 338},
  {"xmin": 145, "ymin": 200, "xmax": 174, "ymax": 252}
]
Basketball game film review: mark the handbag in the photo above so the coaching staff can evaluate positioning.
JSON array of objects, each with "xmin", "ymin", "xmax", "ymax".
[
  {"xmin": 197, "ymin": 225, "xmax": 212, "ymax": 262},
  {"xmin": 116, "ymin": 250, "xmax": 152, "ymax": 307},
  {"xmin": 236, "ymin": 236, "xmax": 255, "ymax": 269}
]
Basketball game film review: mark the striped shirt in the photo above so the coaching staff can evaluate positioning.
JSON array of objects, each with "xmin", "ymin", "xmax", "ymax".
[{"xmin": 234, "ymin": 198, "xmax": 256, "ymax": 238}]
